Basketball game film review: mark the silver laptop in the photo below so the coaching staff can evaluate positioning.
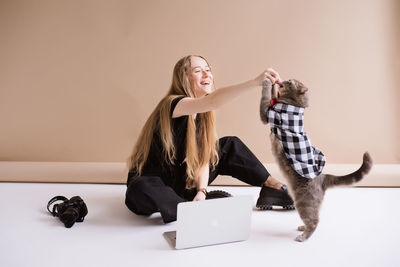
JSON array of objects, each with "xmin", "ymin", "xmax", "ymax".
[{"xmin": 163, "ymin": 195, "xmax": 253, "ymax": 249}]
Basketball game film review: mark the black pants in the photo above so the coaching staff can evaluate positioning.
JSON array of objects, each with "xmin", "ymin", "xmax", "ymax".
[{"xmin": 125, "ymin": 136, "xmax": 270, "ymax": 223}]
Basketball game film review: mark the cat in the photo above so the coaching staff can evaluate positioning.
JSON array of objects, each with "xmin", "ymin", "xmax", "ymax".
[{"xmin": 260, "ymin": 79, "xmax": 373, "ymax": 242}]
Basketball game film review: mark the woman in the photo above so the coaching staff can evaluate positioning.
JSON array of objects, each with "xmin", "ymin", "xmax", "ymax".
[{"xmin": 125, "ymin": 55, "xmax": 293, "ymax": 223}]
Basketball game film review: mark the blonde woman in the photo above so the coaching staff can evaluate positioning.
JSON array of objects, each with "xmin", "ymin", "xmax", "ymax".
[{"xmin": 125, "ymin": 55, "xmax": 293, "ymax": 223}]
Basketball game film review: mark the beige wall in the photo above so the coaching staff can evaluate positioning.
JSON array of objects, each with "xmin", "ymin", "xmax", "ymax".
[{"xmin": 0, "ymin": 0, "xmax": 399, "ymax": 167}]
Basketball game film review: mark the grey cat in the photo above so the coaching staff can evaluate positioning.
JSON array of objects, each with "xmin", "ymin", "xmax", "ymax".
[{"xmin": 260, "ymin": 79, "xmax": 373, "ymax": 242}]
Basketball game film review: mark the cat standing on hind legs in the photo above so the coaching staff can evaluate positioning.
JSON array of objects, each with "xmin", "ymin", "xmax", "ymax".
[{"xmin": 260, "ymin": 79, "xmax": 373, "ymax": 242}]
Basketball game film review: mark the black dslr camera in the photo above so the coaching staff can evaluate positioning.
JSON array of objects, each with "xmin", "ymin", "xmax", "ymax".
[{"xmin": 47, "ymin": 196, "xmax": 88, "ymax": 228}]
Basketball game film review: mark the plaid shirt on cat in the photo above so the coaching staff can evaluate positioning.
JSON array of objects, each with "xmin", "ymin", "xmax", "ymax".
[{"xmin": 266, "ymin": 103, "xmax": 326, "ymax": 179}]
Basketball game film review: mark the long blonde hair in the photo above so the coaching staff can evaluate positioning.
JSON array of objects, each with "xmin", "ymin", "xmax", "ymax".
[{"xmin": 128, "ymin": 55, "xmax": 219, "ymax": 188}]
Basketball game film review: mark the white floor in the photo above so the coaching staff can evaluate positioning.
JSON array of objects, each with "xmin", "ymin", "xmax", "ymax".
[{"xmin": 0, "ymin": 183, "xmax": 399, "ymax": 267}]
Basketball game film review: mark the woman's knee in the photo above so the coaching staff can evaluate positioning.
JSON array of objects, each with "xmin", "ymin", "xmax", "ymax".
[
  {"xmin": 126, "ymin": 176, "xmax": 161, "ymax": 197},
  {"xmin": 219, "ymin": 136, "xmax": 243, "ymax": 147},
  {"xmin": 219, "ymin": 136, "xmax": 248, "ymax": 152},
  {"xmin": 125, "ymin": 176, "xmax": 160, "ymax": 215},
  {"xmin": 219, "ymin": 135, "xmax": 240, "ymax": 142}
]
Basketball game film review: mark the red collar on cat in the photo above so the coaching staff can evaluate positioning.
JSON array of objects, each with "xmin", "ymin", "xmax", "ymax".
[{"xmin": 270, "ymin": 91, "xmax": 281, "ymax": 106}]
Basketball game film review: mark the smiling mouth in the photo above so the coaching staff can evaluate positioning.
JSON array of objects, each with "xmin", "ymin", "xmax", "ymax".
[{"xmin": 200, "ymin": 81, "xmax": 210, "ymax": 85}]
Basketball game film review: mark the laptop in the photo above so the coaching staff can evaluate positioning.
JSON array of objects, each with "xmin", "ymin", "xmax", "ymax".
[{"xmin": 163, "ymin": 195, "xmax": 253, "ymax": 249}]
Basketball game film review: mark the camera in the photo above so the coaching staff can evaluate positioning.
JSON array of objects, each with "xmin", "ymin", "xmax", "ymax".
[{"xmin": 47, "ymin": 196, "xmax": 88, "ymax": 228}]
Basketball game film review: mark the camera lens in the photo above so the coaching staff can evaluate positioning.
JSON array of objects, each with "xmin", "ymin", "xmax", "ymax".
[{"xmin": 59, "ymin": 208, "xmax": 79, "ymax": 228}]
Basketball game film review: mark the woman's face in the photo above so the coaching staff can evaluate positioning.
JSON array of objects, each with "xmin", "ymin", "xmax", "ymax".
[{"xmin": 188, "ymin": 56, "xmax": 214, "ymax": 97}]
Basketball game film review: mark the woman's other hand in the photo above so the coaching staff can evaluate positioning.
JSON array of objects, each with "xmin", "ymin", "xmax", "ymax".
[{"xmin": 193, "ymin": 191, "xmax": 206, "ymax": 201}]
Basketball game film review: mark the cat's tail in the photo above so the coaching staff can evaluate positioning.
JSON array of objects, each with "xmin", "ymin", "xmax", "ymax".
[{"xmin": 323, "ymin": 152, "xmax": 373, "ymax": 190}]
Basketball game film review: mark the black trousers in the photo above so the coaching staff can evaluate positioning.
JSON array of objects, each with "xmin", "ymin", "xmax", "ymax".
[{"xmin": 125, "ymin": 136, "xmax": 270, "ymax": 223}]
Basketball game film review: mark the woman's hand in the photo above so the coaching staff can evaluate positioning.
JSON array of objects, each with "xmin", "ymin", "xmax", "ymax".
[
  {"xmin": 254, "ymin": 68, "xmax": 282, "ymax": 86},
  {"xmin": 193, "ymin": 191, "xmax": 207, "ymax": 201},
  {"xmin": 192, "ymin": 164, "xmax": 209, "ymax": 201}
]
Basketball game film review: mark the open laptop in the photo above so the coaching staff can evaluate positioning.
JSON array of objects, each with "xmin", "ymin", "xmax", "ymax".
[{"xmin": 163, "ymin": 195, "xmax": 253, "ymax": 249}]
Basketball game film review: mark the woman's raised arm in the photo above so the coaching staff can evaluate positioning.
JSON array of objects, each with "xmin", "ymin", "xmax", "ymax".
[{"xmin": 172, "ymin": 68, "xmax": 281, "ymax": 118}]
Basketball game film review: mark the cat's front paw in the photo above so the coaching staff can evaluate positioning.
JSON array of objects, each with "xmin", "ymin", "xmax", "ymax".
[{"xmin": 262, "ymin": 79, "xmax": 272, "ymax": 88}]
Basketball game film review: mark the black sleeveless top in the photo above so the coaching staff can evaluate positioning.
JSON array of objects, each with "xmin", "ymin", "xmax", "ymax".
[{"xmin": 128, "ymin": 96, "xmax": 198, "ymax": 197}]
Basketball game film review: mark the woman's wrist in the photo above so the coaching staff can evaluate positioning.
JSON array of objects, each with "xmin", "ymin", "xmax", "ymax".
[{"xmin": 198, "ymin": 188, "xmax": 207, "ymax": 196}]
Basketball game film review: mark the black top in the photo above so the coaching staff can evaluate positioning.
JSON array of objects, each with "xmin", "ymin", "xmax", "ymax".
[{"xmin": 128, "ymin": 96, "xmax": 198, "ymax": 197}]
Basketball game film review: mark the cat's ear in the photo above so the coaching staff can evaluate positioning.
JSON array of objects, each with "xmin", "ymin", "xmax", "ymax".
[{"xmin": 300, "ymin": 86, "xmax": 309, "ymax": 94}]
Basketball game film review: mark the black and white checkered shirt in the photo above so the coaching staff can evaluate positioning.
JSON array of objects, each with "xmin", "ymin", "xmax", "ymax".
[{"xmin": 266, "ymin": 103, "xmax": 326, "ymax": 179}]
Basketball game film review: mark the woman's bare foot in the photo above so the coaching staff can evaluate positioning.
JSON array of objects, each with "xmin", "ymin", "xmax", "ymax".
[{"xmin": 264, "ymin": 176, "xmax": 284, "ymax": 190}]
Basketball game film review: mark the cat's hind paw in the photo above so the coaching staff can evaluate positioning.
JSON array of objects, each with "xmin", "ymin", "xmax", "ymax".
[
  {"xmin": 295, "ymin": 234, "xmax": 307, "ymax": 242},
  {"xmin": 297, "ymin": 225, "xmax": 306, "ymax": 231}
]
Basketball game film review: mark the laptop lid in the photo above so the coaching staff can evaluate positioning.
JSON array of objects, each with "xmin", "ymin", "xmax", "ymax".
[{"xmin": 170, "ymin": 195, "xmax": 253, "ymax": 249}]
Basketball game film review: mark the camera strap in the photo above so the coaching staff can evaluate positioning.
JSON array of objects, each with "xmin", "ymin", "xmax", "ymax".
[{"xmin": 47, "ymin": 196, "xmax": 68, "ymax": 217}]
